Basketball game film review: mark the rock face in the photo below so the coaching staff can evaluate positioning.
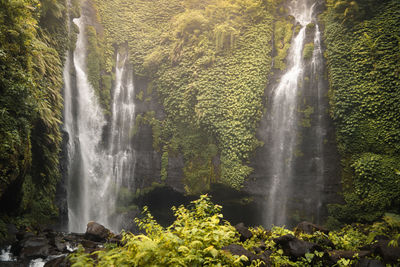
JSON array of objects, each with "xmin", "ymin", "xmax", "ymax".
[{"xmin": 85, "ymin": 222, "xmax": 110, "ymax": 242}]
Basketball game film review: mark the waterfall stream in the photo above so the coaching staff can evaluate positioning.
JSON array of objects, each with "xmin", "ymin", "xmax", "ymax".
[
  {"xmin": 63, "ymin": 13, "xmax": 136, "ymax": 232},
  {"xmin": 264, "ymin": 0, "xmax": 326, "ymax": 227}
]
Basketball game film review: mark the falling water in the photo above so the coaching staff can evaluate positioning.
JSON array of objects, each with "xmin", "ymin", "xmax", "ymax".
[
  {"xmin": 264, "ymin": 0, "xmax": 321, "ymax": 227},
  {"xmin": 64, "ymin": 12, "xmax": 136, "ymax": 232},
  {"xmin": 310, "ymin": 24, "xmax": 325, "ymax": 222},
  {"xmin": 107, "ymin": 53, "xmax": 136, "ymax": 231}
]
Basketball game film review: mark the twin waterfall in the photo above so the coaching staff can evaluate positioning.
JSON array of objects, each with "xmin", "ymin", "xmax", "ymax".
[
  {"xmin": 63, "ymin": 15, "xmax": 136, "ymax": 232},
  {"xmin": 63, "ymin": 0, "xmax": 329, "ymax": 231}
]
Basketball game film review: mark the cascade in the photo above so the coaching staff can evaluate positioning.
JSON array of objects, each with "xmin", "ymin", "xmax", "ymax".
[
  {"xmin": 63, "ymin": 11, "xmax": 136, "ymax": 232},
  {"xmin": 264, "ymin": 0, "xmax": 327, "ymax": 227}
]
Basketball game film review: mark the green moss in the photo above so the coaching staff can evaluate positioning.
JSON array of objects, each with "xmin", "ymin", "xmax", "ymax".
[
  {"xmin": 324, "ymin": 0, "xmax": 400, "ymax": 222},
  {"xmin": 93, "ymin": 0, "xmax": 274, "ymax": 191},
  {"xmin": 161, "ymin": 150, "xmax": 168, "ymax": 181},
  {"xmin": 0, "ymin": 0, "xmax": 68, "ymax": 227},
  {"xmin": 136, "ymin": 90, "xmax": 144, "ymax": 101},
  {"xmin": 273, "ymin": 17, "xmax": 294, "ymax": 70},
  {"xmin": 303, "ymin": 42, "xmax": 314, "ymax": 60}
]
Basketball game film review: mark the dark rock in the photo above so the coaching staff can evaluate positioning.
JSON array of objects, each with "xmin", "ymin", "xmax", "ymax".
[
  {"xmin": 295, "ymin": 221, "xmax": 329, "ymax": 234},
  {"xmin": 0, "ymin": 262, "xmax": 21, "ymax": 267},
  {"xmin": 374, "ymin": 235, "xmax": 390, "ymax": 241},
  {"xmin": 252, "ymin": 246, "xmax": 262, "ymax": 254},
  {"xmin": 18, "ymin": 236, "xmax": 51, "ymax": 259},
  {"xmin": 222, "ymin": 244, "xmax": 256, "ymax": 265},
  {"xmin": 254, "ymin": 250, "xmax": 272, "ymax": 267},
  {"xmin": 15, "ymin": 231, "xmax": 34, "ymax": 242},
  {"xmin": 2, "ymin": 224, "xmax": 18, "ymax": 245},
  {"xmin": 53, "ymin": 237, "xmax": 67, "ymax": 253},
  {"xmin": 81, "ymin": 239, "xmax": 98, "ymax": 249},
  {"xmin": 373, "ymin": 240, "xmax": 400, "ymax": 264},
  {"xmin": 235, "ymin": 223, "xmax": 253, "ymax": 242},
  {"xmin": 85, "ymin": 222, "xmax": 110, "ymax": 242},
  {"xmin": 64, "ymin": 233, "xmax": 85, "ymax": 242},
  {"xmin": 259, "ymin": 240, "xmax": 267, "ymax": 251},
  {"xmin": 44, "ymin": 255, "xmax": 71, "ymax": 267},
  {"xmin": 357, "ymin": 258, "xmax": 385, "ymax": 267},
  {"xmin": 329, "ymin": 250, "xmax": 371, "ymax": 262},
  {"xmin": 273, "ymin": 234, "xmax": 320, "ymax": 259}
]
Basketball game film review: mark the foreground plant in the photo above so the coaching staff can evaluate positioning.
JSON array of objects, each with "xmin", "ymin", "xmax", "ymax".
[{"xmin": 69, "ymin": 195, "xmax": 248, "ymax": 266}]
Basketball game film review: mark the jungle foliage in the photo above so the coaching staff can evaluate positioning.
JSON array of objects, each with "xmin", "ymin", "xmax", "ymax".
[
  {"xmin": 70, "ymin": 196, "xmax": 400, "ymax": 267},
  {"xmin": 91, "ymin": 0, "xmax": 290, "ymax": 193},
  {"xmin": 323, "ymin": 0, "xmax": 400, "ymax": 224},
  {"xmin": 0, "ymin": 0, "xmax": 68, "ymax": 231}
]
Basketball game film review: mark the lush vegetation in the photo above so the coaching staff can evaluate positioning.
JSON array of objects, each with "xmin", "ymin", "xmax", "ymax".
[
  {"xmin": 0, "ymin": 0, "xmax": 68, "ymax": 237},
  {"xmin": 70, "ymin": 196, "xmax": 400, "ymax": 266},
  {"xmin": 90, "ymin": 0, "xmax": 288, "ymax": 193},
  {"xmin": 323, "ymin": 0, "xmax": 400, "ymax": 225}
]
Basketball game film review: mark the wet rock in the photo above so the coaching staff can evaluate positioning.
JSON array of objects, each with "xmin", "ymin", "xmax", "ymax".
[
  {"xmin": 18, "ymin": 236, "xmax": 51, "ymax": 259},
  {"xmin": 329, "ymin": 250, "xmax": 371, "ymax": 262},
  {"xmin": 373, "ymin": 240, "xmax": 400, "ymax": 264},
  {"xmin": 222, "ymin": 244, "xmax": 256, "ymax": 265},
  {"xmin": 235, "ymin": 223, "xmax": 253, "ymax": 242},
  {"xmin": 357, "ymin": 258, "xmax": 385, "ymax": 267},
  {"xmin": 273, "ymin": 234, "xmax": 320, "ymax": 259},
  {"xmin": 53, "ymin": 237, "xmax": 67, "ymax": 253},
  {"xmin": 85, "ymin": 222, "xmax": 110, "ymax": 242},
  {"xmin": 295, "ymin": 221, "xmax": 329, "ymax": 234},
  {"xmin": 81, "ymin": 239, "xmax": 98, "ymax": 249},
  {"xmin": 45, "ymin": 255, "xmax": 71, "ymax": 267}
]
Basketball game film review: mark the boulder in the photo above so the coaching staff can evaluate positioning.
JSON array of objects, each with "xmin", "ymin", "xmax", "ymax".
[
  {"xmin": 222, "ymin": 244, "xmax": 256, "ymax": 265},
  {"xmin": 235, "ymin": 223, "xmax": 253, "ymax": 242},
  {"xmin": 81, "ymin": 239, "xmax": 98, "ymax": 249},
  {"xmin": 295, "ymin": 221, "xmax": 329, "ymax": 234},
  {"xmin": 44, "ymin": 255, "xmax": 71, "ymax": 267},
  {"xmin": 85, "ymin": 222, "xmax": 110, "ymax": 242},
  {"xmin": 357, "ymin": 258, "xmax": 385, "ymax": 267},
  {"xmin": 273, "ymin": 234, "xmax": 320, "ymax": 259},
  {"xmin": 373, "ymin": 240, "xmax": 400, "ymax": 264},
  {"xmin": 254, "ymin": 250, "xmax": 272, "ymax": 267},
  {"xmin": 18, "ymin": 236, "xmax": 51, "ymax": 259}
]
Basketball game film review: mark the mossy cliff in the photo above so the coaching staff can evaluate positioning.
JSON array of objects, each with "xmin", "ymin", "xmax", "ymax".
[
  {"xmin": 323, "ymin": 0, "xmax": 400, "ymax": 225},
  {"xmin": 90, "ymin": 0, "xmax": 292, "ymax": 194},
  {"xmin": 0, "ymin": 0, "xmax": 70, "ymax": 235}
]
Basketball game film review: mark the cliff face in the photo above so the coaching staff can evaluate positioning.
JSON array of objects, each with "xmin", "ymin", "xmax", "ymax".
[
  {"xmin": 323, "ymin": 0, "xmax": 400, "ymax": 224},
  {"xmin": 0, "ymin": 0, "xmax": 70, "ymax": 235},
  {"xmin": 58, "ymin": 0, "xmax": 342, "ymax": 228}
]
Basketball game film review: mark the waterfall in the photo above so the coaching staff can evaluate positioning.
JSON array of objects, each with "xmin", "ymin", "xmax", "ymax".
[
  {"xmin": 63, "ymin": 12, "xmax": 136, "ymax": 232},
  {"xmin": 264, "ymin": 0, "xmax": 325, "ymax": 227},
  {"xmin": 310, "ymin": 24, "xmax": 325, "ymax": 222}
]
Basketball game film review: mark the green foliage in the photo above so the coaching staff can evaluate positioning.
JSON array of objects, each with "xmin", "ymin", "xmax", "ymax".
[
  {"xmin": 92, "ymin": 0, "xmax": 274, "ymax": 190},
  {"xmin": 70, "ymin": 195, "xmax": 247, "ymax": 266},
  {"xmin": 0, "ymin": 0, "xmax": 66, "ymax": 227},
  {"xmin": 273, "ymin": 17, "xmax": 294, "ymax": 70},
  {"xmin": 85, "ymin": 24, "xmax": 111, "ymax": 114},
  {"xmin": 324, "ymin": 0, "xmax": 400, "ymax": 223},
  {"xmin": 303, "ymin": 42, "xmax": 315, "ymax": 60}
]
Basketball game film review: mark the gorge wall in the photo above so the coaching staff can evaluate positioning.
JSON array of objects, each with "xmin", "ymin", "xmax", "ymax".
[{"xmin": 1, "ymin": 0, "xmax": 400, "ymax": 239}]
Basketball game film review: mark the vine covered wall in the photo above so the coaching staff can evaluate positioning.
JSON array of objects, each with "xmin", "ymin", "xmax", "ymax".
[
  {"xmin": 323, "ymin": 0, "xmax": 400, "ymax": 224},
  {"xmin": 91, "ymin": 0, "xmax": 283, "ymax": 193},
  {"xmin": 0, "ymin": 0, "xmax": 69, "ymax": 235}
]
